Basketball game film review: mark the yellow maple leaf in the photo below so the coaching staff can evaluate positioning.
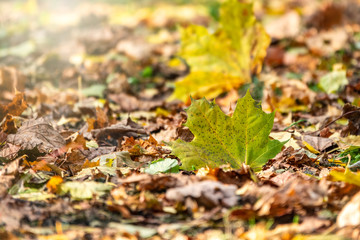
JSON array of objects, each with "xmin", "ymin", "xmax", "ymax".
[{"xmin": 169, "ymin": 0, "xmax": 270, "ymax": 102}]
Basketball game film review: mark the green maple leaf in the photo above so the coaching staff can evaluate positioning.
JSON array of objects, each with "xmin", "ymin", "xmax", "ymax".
[
  {"xmin": 169, "ymin": 0, "xmax": 270, "ymax": 102},
  {"xmin": 170, "ymin": 91, "xmax": 285, "ymax": 171},
  {"xmin": 319, "ymin": 69, "xmax": 348, "ymax": 94}
]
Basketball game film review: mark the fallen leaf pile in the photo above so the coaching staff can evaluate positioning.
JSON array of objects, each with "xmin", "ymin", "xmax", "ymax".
[{"xmin": 1, "ymin": 0, "xmax": 360, "ymax": 239}]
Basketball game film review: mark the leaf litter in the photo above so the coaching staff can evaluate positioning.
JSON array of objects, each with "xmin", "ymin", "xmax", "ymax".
[{"xmin": 1, "ymin": 0, "xmax": 360, "ymax": 239}]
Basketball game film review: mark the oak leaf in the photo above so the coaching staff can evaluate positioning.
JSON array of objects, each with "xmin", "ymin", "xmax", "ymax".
[{"xmin": 170, "ymin": 91, "xmax": 284, "ymax": 171}]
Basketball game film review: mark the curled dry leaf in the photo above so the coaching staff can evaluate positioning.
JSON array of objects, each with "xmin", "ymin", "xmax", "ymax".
[
  {"xmin": 120, "ymin": 173, "xmax": 198, "ymax": 192},
  {"xmin": 0, "ymin": 143, "xmax": 21, "ymax": 161},
  {"xmin": 120, "ymin": 135, "xmax": 170, "ymax": 162},
  {"xmin": 303, "ymin": 135, "xmax": 335, "ymax": 152},
  {"xmin": 166, "ymin": 180, "xmax": 238, "ymax": 208},
  {"xmin": 341, "ymin": 103, "xmax": 360, "ymax": 137},
  {"xmin": 235, "ymin": 176, "xmax": 327, "ymax": 218},
  {"xmin": 0, "ymin": 92, "xmax": 27, "ymax": 121},
  {"xmin": 108, "ymin": 92, "xmax": 165, "ymax": 112},
  {"xmin": 92, "ymin": 122, "xmax": 146, "ymax": 142},
  {"xmin": 265, "ymin": 147, "xmax": 317, "ymax": 174}
]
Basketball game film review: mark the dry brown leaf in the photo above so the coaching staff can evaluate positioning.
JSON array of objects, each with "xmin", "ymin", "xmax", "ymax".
[
  {"xmin": 236, "ymin": 176, "xmax": 327, "ymax": 218},
  {"xmin": 307, "ymin": 3, "xmax": 344, "ymax": 30},
  {"xmin": 0, "ymin": 92, "xmax": 27, "ymax": 121},
  {"xmin": 305, "ymin": 28, "xmax": 348, "ymax": 56},
  {"xmin": 82, "ymin": 159, "xmax": 100, "ymax": 169},
  {"xmin": 120, "ymin": 135, "xmax": 169, "ymax": 159},
  {"xmin": 120, "ymin": 173, "xmax": 198, "ymax": 192},
  {"xmin": 265, "ymin": 11, "xmax": 301, "ymax": 39},
  {"xmin": 166, "ymin": 180, "xmax": 238, "ymax": 209},
  {"xmin": 7, "ymin": 118, "xmax": 65, "ymax": 153},
  {"xmin": 341, "ymin": 103, "xmax": 360, "ymax": 137},
  {"xmin": 64, "ymin": 133, "xmax": 88, "ymax": 151},
  {"xmin": 23, "ymin": 159, "xmax": 52, "ymax": 172},
  {"xmin": 108, "ymin": 92, "xmax": 164, "ymax": 112},
  {"xmin": 0, "ymin": 143, "xmax": 21, "ymax": 160},
  {"xmin": 337, "ymin": 191, "xmax": 360, "ymax": 227},
  {"xmin": 303, "ymin": 135, "xmax": 334, "ymax": 152},
  {"xmin": 92, "ymin": 122, "xmax": 146, "ymax": 142}
]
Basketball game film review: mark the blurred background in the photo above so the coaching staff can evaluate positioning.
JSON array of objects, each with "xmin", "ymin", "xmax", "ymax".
[{"xmin": 1, "ymin": 0, "xmax": 360, "ymax": 115}]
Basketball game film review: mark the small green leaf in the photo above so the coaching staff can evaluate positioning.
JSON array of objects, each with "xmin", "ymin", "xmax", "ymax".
[
  {"xmin": 144, "ymin": 158, "xmax": 179, "ymax": 174},
  {"xmin": 141, "ymin": 66, "xmax": 153, "ymax": 78},
  {"xmin": 170, "ymin": 91, "xmax": 285, "ymax": 171},
  {"xmin": 81, "ymin": 84, "xmax": 106, "ymax": 98},
  {"xmin": 338, "ymin": 146, "xmax": 360, "ymax": 165},
  {"xmin": 319, "ymin": 70, "xmax": 348, "ymax": 94},
  {"xmin": 128, "ymin": 77, "xmax": 139, "ymax": 85}
]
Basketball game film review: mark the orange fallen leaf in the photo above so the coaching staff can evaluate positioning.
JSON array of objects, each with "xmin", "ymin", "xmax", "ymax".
[
  {"xmin": 2, "ymin": 114, "xmax": 17, "ymax": 134},
  {"xmin": 64, "ymin": 133, "xmax": 88, "ymax": 151},
  {"xmin": 46, "ymin": 176, "xmax": 63, "ymax": 193},
  {"xmin": 23, "ymin": 159, "xmax": 52, "ymax": 172},
  {"xmin": 0, "ymin": 92, "xmax": 28, "ymax": 121},
  {"xmin": 87, "ymin": 118, "xmax": 96, "ymax": 132},
  {"xmin": 82, "ymin": 159, "xmax": 100, "ymax": 169}
]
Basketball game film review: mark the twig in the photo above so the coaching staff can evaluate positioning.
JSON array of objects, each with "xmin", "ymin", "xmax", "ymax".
[{"xmin": 314, "ymin": 109, "xmax": 360, "ymax": 134}]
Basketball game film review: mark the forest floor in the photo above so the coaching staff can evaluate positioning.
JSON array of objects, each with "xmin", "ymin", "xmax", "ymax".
[{"xmin": 1, "ymin": 0, "xmax": 360, "ymax": 239}]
